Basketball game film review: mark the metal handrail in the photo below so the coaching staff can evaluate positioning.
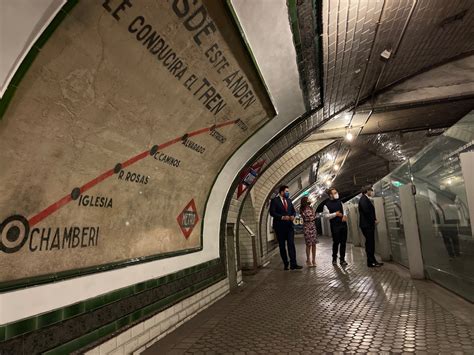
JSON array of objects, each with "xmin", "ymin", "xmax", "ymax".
[{"xmin": 240, "ymin": 219, "xmax": 258, "ymax": 273}]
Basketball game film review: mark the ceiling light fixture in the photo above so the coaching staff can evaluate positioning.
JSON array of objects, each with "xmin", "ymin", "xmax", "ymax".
[
  {"xmin": 345, "ymin": 132, "xmax": 353, "ymax": 141},
  {"xmin": 334, "ymin": 164, "xmax": 340, "ymax": 171},
  {"xmin": 380, "ymin": 49, "xmax": 392, "ymax": 60}
]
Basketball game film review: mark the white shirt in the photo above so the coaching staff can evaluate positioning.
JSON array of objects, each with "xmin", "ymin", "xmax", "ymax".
[{"xmin": 322, "ymin": 201, "xmax": 347, "ymax": 219}]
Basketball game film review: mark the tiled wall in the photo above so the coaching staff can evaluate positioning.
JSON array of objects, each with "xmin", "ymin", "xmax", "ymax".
[
  {"xmin": 226, "ymin": 191, "xmax": 242, "ymax": 272},
  {"xmin": 84, "ymin": 279, "xmax": 230, "ymax": 355},
  {"xmin": 238, "ymin": 194, "xmax": 260, "ymax": 269},
  {"xmin": 207, "ymin": 0, "xmax": 474, "ymax": 296},
  {"xmin": 288, "ymin": 0, "xmax": 322, "ymax": 110},
  {"xmin": 238, "ymin": 191, "xmax": 281, "ymax": 270},
  {"xmin": 0, "ymin": 259, "xmax": 227, "ymax": 354},
  {"xmin": 225, "ymin": 143, "xmax": 328, "ymax": 271},
  {"xmin": 252, "ymin": 141, "xmax": 330, "ymax": 224}
]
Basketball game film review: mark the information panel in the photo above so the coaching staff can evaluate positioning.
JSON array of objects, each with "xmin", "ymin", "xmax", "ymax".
[{"xmin": 0, "ymin": 0, "xmax": 272, "ymax": 284}]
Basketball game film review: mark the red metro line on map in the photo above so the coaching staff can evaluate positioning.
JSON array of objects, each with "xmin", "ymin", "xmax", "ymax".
[{"xmin": 0, "ymin": 119, "xmax": 245, "ymax": 253}]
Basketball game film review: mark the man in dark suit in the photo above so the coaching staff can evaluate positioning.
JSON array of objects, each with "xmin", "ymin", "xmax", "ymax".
[
  {"xmin": 270, "ymin": 185, "xmax": 302, "ymax": 270},
  {"xmin": 323, "ymin": 187, "xmax": 348, "ymax": 266},
  {"xmin": 358, "ymin": 185, "xmax": 383, "ymax": 267}
]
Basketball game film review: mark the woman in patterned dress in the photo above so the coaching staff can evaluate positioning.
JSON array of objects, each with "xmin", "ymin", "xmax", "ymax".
[{"xmin": 300, "ymin": 197, "xmax": 318, "ymax": 267}]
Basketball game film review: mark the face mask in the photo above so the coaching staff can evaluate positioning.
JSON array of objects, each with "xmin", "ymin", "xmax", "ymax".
[
  {"xmin": 284, "ymin": 192, "xmax": 290, "ymax": 198},
  {"xmin": 333, "ymin": 193, "xmax": 339, "ymax": 200}
]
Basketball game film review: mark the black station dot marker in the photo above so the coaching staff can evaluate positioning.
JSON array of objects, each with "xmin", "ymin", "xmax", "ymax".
[
  {"xmin": 182, "ymin": 134, "xmax": 189, "ymax": 141},
  {"xmin": 150, "ymin": 145, "xmax": 159, "ymax": 156},
  {"xmin": 114, "ymin": 163, "xmax": 122, "ymax": 174},
  {"xmin": 71, "ymin": 187, "xmax": 81, "ymax": 200},
  {"xmin": 0, "ymin": 215, "xmax": 30, "ymax": 254},
  {"xmin": 6, "ymin": 226, "xmax": 20, "ymax": 243}
]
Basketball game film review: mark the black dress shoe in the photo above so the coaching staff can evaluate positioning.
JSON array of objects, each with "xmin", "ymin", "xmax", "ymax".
[
  {"xmin": 340, "ymin": 260, "xmax": 348, "ymax": 267},
  {"xmin": 290, "ymin": 265, "xmax": 303, "ymax": 270},
  {"xmin": 368, "ymin": 262, "xmax": 382, "ymax": 267},
  {"xmin": 332, "ymin": 259, "xmax": 337, "ymax": 265},
  {"xmin": 284, "ymin": 265, "xmax": 289, "ymax": 270}
]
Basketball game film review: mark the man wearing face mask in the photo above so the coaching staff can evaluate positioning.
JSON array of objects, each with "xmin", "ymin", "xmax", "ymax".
[
  {"xmin": 270, "ymin": 185, "xmax": 302, "ymax": 270},
  {"xmin": 322, "ymin": 187, "xmax": 348, "ymax": 266},
  {"xmin": 359, "ymin": 185, "xmax": 384, "ymax": 267}
]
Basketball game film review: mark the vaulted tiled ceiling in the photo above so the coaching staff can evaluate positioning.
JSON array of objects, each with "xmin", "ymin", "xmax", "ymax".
[
  {"xmin": 249, "ymin": 139, "xmax": 332, "ymax": 221},
  {"xmin": 231, "ymin": 0, "xmax": 474, "ymax": 226}
]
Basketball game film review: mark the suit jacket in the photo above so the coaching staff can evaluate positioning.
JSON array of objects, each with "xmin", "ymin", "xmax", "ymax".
[
  {"xmin": 270, "ymin": 196, "xmax": 296, "ymax": 231},
  {"xmin": 358, "ymin": 194, "xmax": 376, "ymax": 228}
]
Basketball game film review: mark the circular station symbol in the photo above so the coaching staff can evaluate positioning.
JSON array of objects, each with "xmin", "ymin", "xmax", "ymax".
[{"xmin": 0, "ymin": 215, "xmax": 30, "ymax": 253}]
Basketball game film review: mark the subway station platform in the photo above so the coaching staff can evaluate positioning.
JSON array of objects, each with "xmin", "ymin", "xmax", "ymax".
[
  {"xmin": 2, "ymin": 2, "xmax": 474, "ymax": 353},
  {"xmin": 145, "ymin": 237, "xmax": 474, "ymax": 354}
]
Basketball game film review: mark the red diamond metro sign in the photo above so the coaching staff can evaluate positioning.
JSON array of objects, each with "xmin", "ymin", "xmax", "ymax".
[{"xmin": 177, "ymin": 199, "xmax": 199, "ymax": 239}]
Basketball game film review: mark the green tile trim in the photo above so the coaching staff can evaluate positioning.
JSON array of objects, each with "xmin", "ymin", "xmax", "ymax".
[
  {"xmin": 0, "ymin": 43, "xmax": 40, "ymax": 118},
  {"xmin": 5, "ymin": 317, "xmax": 37, "ymax": 340},
  {"xmin": 290, "ymin": 2, "xmax": 305, "ymax": 99},
  {"xmin": 288, "ymin": 0, "xmax": 323, "ymax": 111},
  {"xmin": 63, "ymin": 302, "xmax": 85, "ymax": 319},
  {"xmin": 43, "ymin": 273, "xmax": 226, "ymax": 355},
  {"xmin": 0, "ymin": 85, "xmax": 17, "ymax": 118},
  {"xmin": 0, "ymin": 245, "xmax": 203, "ymax": 292},
  {"xmin": 37, "ymin": 309, "xmax": 63, "ymax": 329},
  {"xmin": 288, "ymin": 0, "xmax": 302, "ymax": 47},
  {"xmin": 313, "ymin": 0, "xmax": 325, "ymax": 102},
  {"xmin": 45, "ymin": 327, "xmax": 105, "ymax": 355},
  {"xmin": 4, "ymin": 43, "xmax": 40, "ymax": 91},
  {"xmin": 0, "ymin": 0, "xmax": 78, "ymax": 120},
  {"xmin": 0, "ymin": 259, "xmax": 221, "ymax": 342}
]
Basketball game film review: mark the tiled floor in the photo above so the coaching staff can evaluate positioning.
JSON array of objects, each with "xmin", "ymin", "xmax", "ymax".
[{"xmin": 144, "ymin": 236, "xmax": 474, "ymax": 354}]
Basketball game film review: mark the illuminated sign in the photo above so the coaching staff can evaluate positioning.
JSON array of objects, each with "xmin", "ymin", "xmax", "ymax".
[{"xmin": 237, "ymin": 160, "xmax": 265, "ymax": 198}]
